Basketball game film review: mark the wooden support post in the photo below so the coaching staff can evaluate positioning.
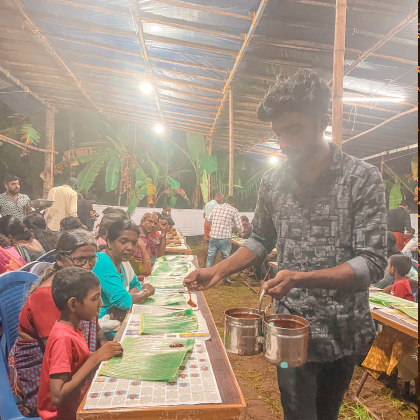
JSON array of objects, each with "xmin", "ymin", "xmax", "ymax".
[
  {"xmin": 331, "ymin": 0, "xmax": 347, "ymax": 149},
  {"xmin": 42, "ymin": 107, "xmax": 56, "ymax": 198},
  {"xmin": 229, "ymin": 90, "xmax": 234, "ymax": 196}
]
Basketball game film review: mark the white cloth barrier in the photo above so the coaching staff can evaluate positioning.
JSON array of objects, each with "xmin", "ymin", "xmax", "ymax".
[{"xmin": 93, "ymin": 205, "xmax": 254, "ymax": 237}]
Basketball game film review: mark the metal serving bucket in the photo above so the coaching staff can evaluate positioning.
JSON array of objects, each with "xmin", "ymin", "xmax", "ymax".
[
  {"xmin": 263, "ymin": 313, "xmax": 309, "ymax": 368},
  {"xmin": 224, "ymin": 308, "xmax": 263, "ymax": 356}
]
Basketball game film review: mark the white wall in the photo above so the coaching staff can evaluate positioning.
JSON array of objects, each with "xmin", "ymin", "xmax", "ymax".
[{"xmin": 93, "ymin": 205, "xmax": 254, "ymax": 237}]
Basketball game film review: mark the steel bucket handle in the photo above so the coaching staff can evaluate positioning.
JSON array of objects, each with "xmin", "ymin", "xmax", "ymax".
[{"xmin": 258, "ymin": 289, "xmax": 274, "ymax": 317}]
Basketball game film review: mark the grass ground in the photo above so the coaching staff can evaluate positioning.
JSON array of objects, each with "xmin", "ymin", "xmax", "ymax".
[{"xmin": 189, "ymin": 242, "xmax": 418, "ymax": 420}]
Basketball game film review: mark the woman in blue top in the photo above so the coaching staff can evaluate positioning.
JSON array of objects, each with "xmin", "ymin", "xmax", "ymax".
[{"xmin": 93, "ymin": 219, "xmax": 155, "ymax": 339}]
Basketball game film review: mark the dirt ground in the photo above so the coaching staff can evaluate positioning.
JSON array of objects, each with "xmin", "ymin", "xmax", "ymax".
[{"xmin": 192, "ymin": 243, "xmax": 418, "ymax": 420}]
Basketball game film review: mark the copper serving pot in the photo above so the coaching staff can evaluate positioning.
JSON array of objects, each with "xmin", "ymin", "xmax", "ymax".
[{"xmin": 224, "ymin": 308, "xmax": 263, "ymax": 356}]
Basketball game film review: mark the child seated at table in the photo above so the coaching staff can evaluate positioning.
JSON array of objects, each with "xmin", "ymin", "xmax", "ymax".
[
  {"xmin": 37, "ymin": 267, "xmax": 123, "ymax": 420},
  {"xmin": 383, "ymin": 254, "xmax": 416, "ymax": 302}
]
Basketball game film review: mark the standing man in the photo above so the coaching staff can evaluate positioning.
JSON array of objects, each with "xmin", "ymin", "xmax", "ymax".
[
  {"xmin": 44, "ymin": 177, "xmax": 79, "ymax": 234},
  {"xmin": 203, "ymin": 193, "xmax": 224, "ymax": 254},
  {"xmin": 0, "ymin": 175, "xmax": 31, "ymax": 221},
  {"xmin": 206, "ymin": 196, "xmax": 242, "ymax": 285},
  {"xmin": 387, "ymin": 200, "xmax": 413, "ymax": 250},
  {"xmin": 185, "ymin": 69, "xmax": 387, "ymax": 419}
]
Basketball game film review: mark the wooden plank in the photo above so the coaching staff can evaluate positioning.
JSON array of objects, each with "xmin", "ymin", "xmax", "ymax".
[{"xmin": 370, "ymin": 309, "xmax": 418, "ymax": 339}]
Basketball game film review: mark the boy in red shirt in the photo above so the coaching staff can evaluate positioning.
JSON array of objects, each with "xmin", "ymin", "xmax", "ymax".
[
  {"xmin": 37, "ymin": 267, "xmax": 123, "ymax": 420},
  {"xmin": 384, "ymin": 254, "xmax": 415, "ymax": 302}
]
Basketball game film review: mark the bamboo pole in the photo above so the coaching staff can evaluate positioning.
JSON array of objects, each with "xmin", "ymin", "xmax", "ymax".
[
  {"xmin": 42, "ymin": 107, "xmax": 56, "ymax": 198},
  {"xmin": 0, "ymin": 133, "xmax": 58, "ymax": 154},
  {"xmin": 207, "ymin": 0, "xmax": 269, "ymax": 145},
  {"xmin": 151, "ymin": 0, "xmax": 252, "ymax": 20},
  {"xmin": 331, "ymin": 0, "xmax": 347, "ymax": 149},
  {"xmin": 383, "ymin": 162, "xmax": 416, "ymax": 195},
  {"xmin": 0, "ymin": 65, "xmax": 52, "ymax": 108},
  {"xmin": 12, "ymin": 0, "xmax": 105, "ymax": 115},
  {"xmin": 329, "ymin": 9, "xmax": 418, "ymax": 84},
  {"xmin": 229, "ymin": 90, "xmax": 234, "ymax": 196},
  {"xmin": 43, "ymin": 34, "xmax": 230, "ymax": 73},
  {"xmin": 343, "ymin": 106, "xmax": 418, "ymax": 143}
]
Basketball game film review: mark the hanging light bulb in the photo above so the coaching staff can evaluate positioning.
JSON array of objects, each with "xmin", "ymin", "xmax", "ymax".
[
  {"xmin": 140, "ymin": 82, "xmax": 153, "ymax": 94},
  {"xmin": 270, "ymin": 156, "xmax": 278, "ymax": 164},
  {"xmin": 154, "ymin": 123, "xmax": 164, "ymax": 134}
]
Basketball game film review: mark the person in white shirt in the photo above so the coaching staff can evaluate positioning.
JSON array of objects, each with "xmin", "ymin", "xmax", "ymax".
[
  {"xmin": 206, "ymin": 196, "xmax": 242, "ymax": 285},
  {"xmin": 203, "ymin": 193, "xmax": 224, "ymax": 255}
]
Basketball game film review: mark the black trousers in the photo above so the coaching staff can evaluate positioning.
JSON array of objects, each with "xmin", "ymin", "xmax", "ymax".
[{"xmin": 277, "ymin": 355, "xmax": 359, "ymax": 420}]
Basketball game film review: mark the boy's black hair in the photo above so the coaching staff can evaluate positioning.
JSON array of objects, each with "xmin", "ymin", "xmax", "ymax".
[
  {"xmin": 4, "ymin": 174, "xmax": 19, "ymax": 184},
  {"xmin": 257, "ymin": 69, "xmax": 330, "ymax": 122},
  {"xmin": 166, "ymin": 218, "xmax": 175, "ymax": 226},
  {"xmin": 389, "ymin": 254, "xmax": 412, "ymax": 277},
  {"xmin": 52, "ymin": 267, "xmax": 100, "ymax": 311},
  {"xmin": 60, "ymin": 216, "xmax": 83, "ymax": 231},
  {"xmin": 107, "ymin": 219, "xmax": 140, "ymax": 242},
  {"xmin": 241, "ymin": 215, "xmax": 249, "ymax": 222}
]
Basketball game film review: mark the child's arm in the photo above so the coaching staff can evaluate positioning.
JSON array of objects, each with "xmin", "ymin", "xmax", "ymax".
[
  {"xmin": 49, "ymin": 341, "xmax": 122, "ymax": 407},
  {"xmin": 383, "ymin": 285, "xmax": 392, "ymax": 294}
]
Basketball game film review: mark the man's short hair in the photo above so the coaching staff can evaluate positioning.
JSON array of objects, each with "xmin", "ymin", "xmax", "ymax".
[
  {"xmin": 52, "ymin": 267, "xmax": 100, "ymax": 311},
  {"xmin": 66, "ymin": 177, "xmax": 78, "ymax": 189},
  {"xmin": 241, "ymin": 215, "xmax": 249, "ymax": 222},
  {"xmin": 141, "ymin": 212, "xmax": 157, "ymax": 222},
  {"xmin": 215, "ymin": 193, "xmax": 223, "ymax": 199},
  {"xmin": 389, "ymin": 254, "xmax": 412, "ymax": 277},
  {"xmin": 257, "ymin": 69, "xmax": 330, "ymax": 122},
  {"xmin": 399, "ymin": 200, "xmax": 409, "ymax": 207},
  {"xmin": 4, "ymin": 174, "xmax": 19, "ymax": 184},
  {"xmin": 226, "ymin": 196, "xmax": 236, "ymax": 204}
]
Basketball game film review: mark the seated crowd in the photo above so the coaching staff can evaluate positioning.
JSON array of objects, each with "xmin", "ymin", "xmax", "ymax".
[
  {"xmin": 0, "ymin": 202, "xmax": 417, "ymax": 420},
  {"xmin": 0, "ymin": 205, "xmax": 179, "ymax": 419}
]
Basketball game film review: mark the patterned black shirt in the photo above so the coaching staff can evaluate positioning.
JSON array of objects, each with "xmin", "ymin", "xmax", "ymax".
[
  {"xmin": 244, "ymin": 143, "xmax": 387, "ymax": 362},
  {"xmin": 0, "ymin": 192, "xmax": 30, "ymax": 221}
]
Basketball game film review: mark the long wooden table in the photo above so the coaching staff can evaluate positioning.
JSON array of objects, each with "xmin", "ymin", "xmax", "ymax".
[{"xmin": 77, "ymin": 257, "xmax": 245, "ymax": 420}]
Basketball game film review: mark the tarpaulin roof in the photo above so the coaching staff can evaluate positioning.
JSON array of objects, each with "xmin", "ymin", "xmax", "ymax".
[{"xmin": 0, "ymin": 0, "xmax": 417, "ymax": 162}]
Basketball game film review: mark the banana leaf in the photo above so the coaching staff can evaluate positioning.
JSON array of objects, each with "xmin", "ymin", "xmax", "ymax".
[
  {"xmin": 148, "ymin": 276, "xmax": 185, "ymax": 289},
  {"xmin": 388, "ymin": 183, "xmax": 403, "ymax": 210},
  {"xmin": 369, "ymin": 292, "xmax": 417, "ymax": 311},
  {"xmin": 142, "ymin": 293, "xmax": 187, "ymax": 307},
  {"xmin": 105, "ymin": 155, "xmax": 120, "ymax": 192},
  {"xmin": 186, "ymin": 131, "xmax": 206, "ymax": 162},
  {"xmin": 127, "ymin": 192, "xmax": 138, "ymax": 215},
  {"xmin": 99, "ymin": 337, "xmax": 195, "ymax": 382},
  {"xmin": 139, "ymin": 309, "xmax": 198, "ymax": 335},
  {"xmin": 77, "ymin": 150, "xmax": 113, "ymax": 191},
  {"xmin": 201, "ymin": 155, "xmax": 217, "ymax": 174}
]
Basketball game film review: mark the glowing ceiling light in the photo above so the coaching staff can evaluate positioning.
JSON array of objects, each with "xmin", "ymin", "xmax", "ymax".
[
  {"xmin": 269, "ymin": 156, "xmax": 278, "ymax": 164},
  {"xmin": 324, "ymin": 134, "xmax": 332, "ymax": 141},
  {"xmin": 342, "ymin": 97, "xmax": 404, "ymax": 103},
  {"xmin": 154, "ymin": 123, "xmax": 164, "ymax": 134},
  {"xmin": 140, "ymin": 82, "xmax": 153, "ymax": 94},
  {"xmin": 325, "ymin": 126, "xmax": 332, "ymax": 133}
]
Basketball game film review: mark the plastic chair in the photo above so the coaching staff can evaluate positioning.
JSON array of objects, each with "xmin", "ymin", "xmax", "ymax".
[
  {"xmin": 36, "ymin": 249, "xmax": 55, "ymax": 263},
  {"xmin": 0, "ymin": 341, "xmax": 42, "ymax": 420},
  {"xmin": 18, "ymin": 261, "xmax": 38, "ymax": 272},
  {"xmin": 30, "ymin": 262, "xmax": 52, "ymax": 276},
  {"xmin": 0, "ymin": 272, "xmax": 38, "ymax": 353}
]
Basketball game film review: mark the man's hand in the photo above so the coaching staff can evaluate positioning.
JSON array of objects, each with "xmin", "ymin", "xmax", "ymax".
[
  {"xmin": 262, "ymin": 270, "xmax": 298, "ymax": 300},
  {"xmin": 184, "ymin": 267, "xmax": 223, "ymax": 291}
]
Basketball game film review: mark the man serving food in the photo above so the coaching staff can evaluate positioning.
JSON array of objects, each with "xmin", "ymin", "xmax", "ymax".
[{"xmin": 184, "ymin": 69, "xmax": 387, "ymax": 420}]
